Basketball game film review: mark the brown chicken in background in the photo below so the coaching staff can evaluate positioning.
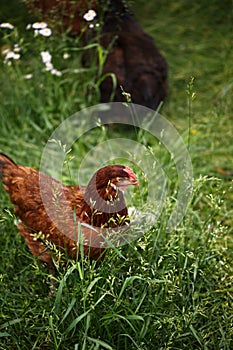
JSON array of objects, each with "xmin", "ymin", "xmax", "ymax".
[
  {"xmin": 25, "ymin": 0, "xmax": 168, "ymax": 110},
  {"xmin": 0, "ymin": 153, "xmax": 139, "ymax": 268},
  {"xmin": 98, "ymin": 0, "xmax": 168, "ymax": 109}
]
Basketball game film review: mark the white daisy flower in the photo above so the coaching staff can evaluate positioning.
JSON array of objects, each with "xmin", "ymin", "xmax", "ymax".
[
  {"xmin": 63, "ymin": 52, "xmax": 69, "ymax": 59},
  {"xmin": 0, "ymin": 22, "xmax": 14, "ymax": 29},
  {"xmin": 3, "ymin": 48, "xmax": 21, "ymax": 62},
  {"xmin": 5, "ymin": 50, "xmax": 15, "ymax": 59},
  {"xmin": 2, "ymin": 48, "xmax": 9, "ymax": 56},
  {"xmin": 45, "ymin": 62, "xmax": 54, "ymax": 71},
  {"xmin": 13, "ymin": 44, "xmax": 21, "ymax": 52},
  {"xmin": 39, "ymin": 28, "xmax": 52, "ymax": 37},
  {"xmin": 24, "ymin": 74, "xmax": 33, "ymax": 80},
  {"xmin": 32, "ymin": 22, "xmax": 48, "ymax": 29},
  {"xmin": 40, "ymin": 51, "xmax": 52, "ymax": 64},
  {"xmin": 40, "ymin": 50, "xmax": 61, "ymax": 76},
  {"xmin": 51, "ymin": 68, "xmax": 62, "ymax": 76},
  {"xmin": 83, "ymin": 9, "xmax": 97, "ymax": 22},
  {"xmin": 13, "ymin": 53, "xmax": 20, "ymax": 60}
]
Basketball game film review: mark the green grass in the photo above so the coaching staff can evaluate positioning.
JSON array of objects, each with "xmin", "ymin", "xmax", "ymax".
[{"xmin": 0, "ymin": 0, "xmax": 232, "ymax": 349}]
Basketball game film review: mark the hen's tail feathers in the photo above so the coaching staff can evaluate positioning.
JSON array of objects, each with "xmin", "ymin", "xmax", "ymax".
[
  {"xmin": 0, "ymin": 152, "xmax": 17, "ymax": 165},
  {"xmin": 0, "ymin": 152, "xmax": 18, "ymax": 187},
  {"xmin": 0, "ymin": 152, "xmax": 17, "ymax": 170}
]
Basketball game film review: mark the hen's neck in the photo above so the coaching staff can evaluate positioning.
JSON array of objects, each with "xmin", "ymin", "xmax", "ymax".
[{"xmin": 80, "ymin": 182, "xmax": 128, "ymax": 228}]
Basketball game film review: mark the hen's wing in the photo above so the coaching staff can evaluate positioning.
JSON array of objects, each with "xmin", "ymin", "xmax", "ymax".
[{"xmin": 17, "ymin": 220, "xmax": 105, "ymax": 265}]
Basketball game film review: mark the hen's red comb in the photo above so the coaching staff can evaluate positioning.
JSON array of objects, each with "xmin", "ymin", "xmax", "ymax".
[{"xmin": 123, "ymin": 166, "xmax": 139, "ymax": 184}]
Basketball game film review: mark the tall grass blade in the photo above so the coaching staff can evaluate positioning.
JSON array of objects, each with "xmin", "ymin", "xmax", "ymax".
[{"xmin": 87, "ymin": 336, "xmax": 113, "ymax": 349}]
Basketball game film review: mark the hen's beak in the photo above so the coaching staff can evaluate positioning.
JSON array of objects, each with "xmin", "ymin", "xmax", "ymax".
[
  {"xmin": 116, "ymin": 177, "xmax": 140, "ymax": 190},
  {"xmin": 129, "ymin": 178, "xmax": 140, "ymax": 186}
]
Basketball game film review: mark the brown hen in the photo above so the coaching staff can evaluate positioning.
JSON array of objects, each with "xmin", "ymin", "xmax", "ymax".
[
  {"xmin": 0, "ymin": 153, "xmax": 139, "ymax": 267},
  {"xmin": 99, "ymin": 0, "xmax": 168, "ymax": 110}
]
